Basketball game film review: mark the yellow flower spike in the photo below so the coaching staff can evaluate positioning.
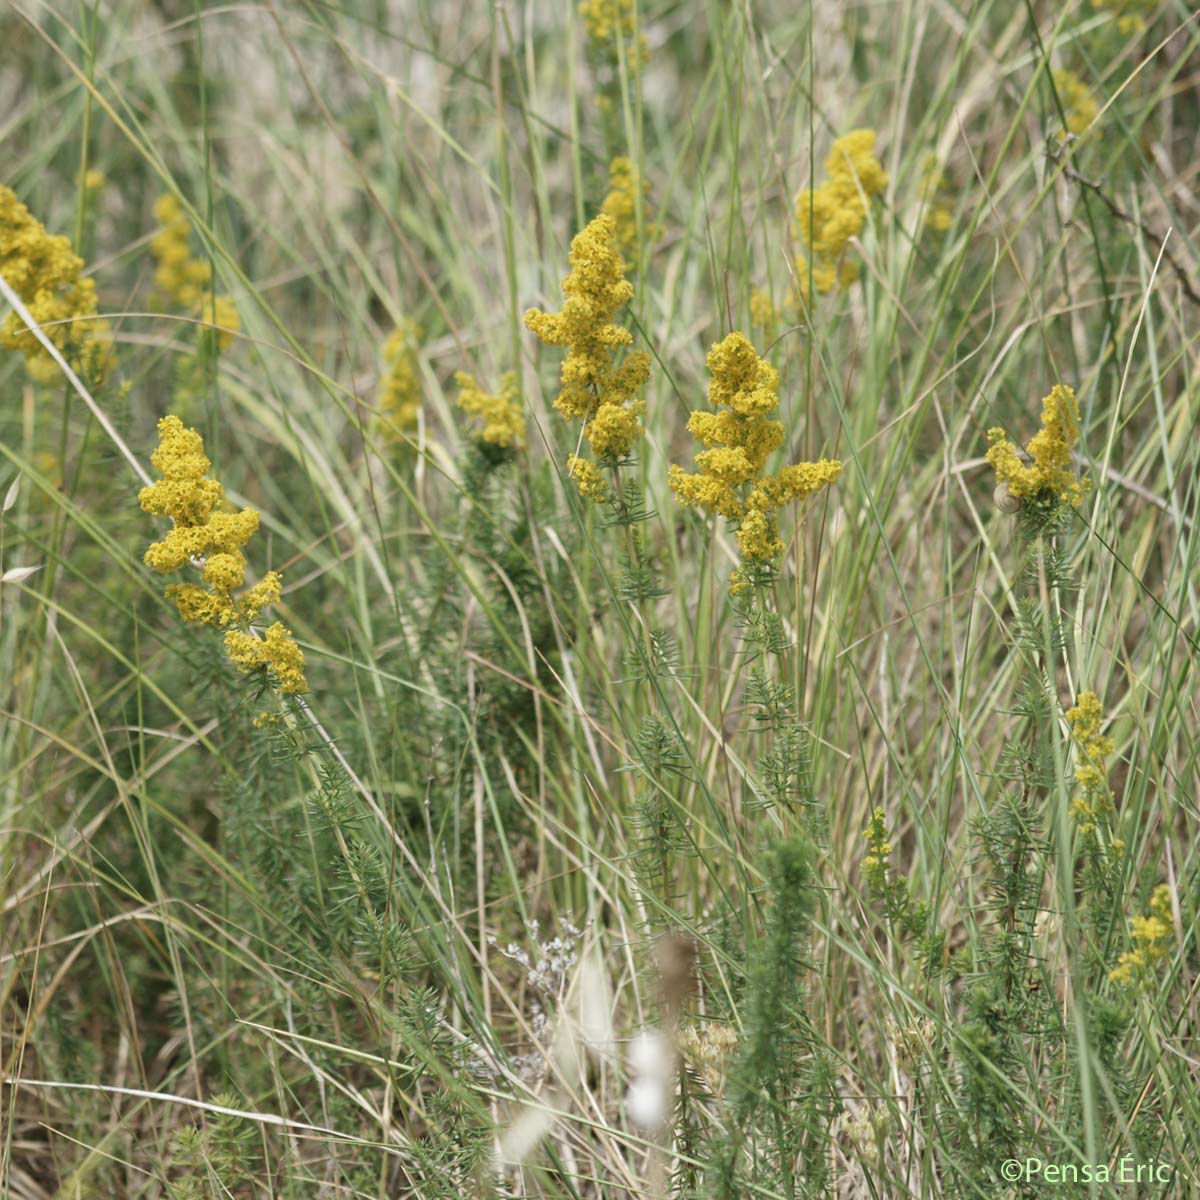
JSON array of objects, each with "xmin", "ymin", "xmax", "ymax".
[
  {"xmin": 670, "ymin": 331, "xmax": 841, "ymax": 587},
  {"xmin": 794, "ymin": 129, "xmax": 887, "ymax": 299},
  {"xmin": 1110, "ymin": 883, "xmax": 1176, "ymax": 991},
  {"xmin": 600, "ymin": 157, "xmax": 659, "ymax": 261},
  {"xmin": 377, "ymin": 322, "xmax": 423, "ymax": 439},
  {"xmin": 141, "ymin": 415, "xmax": 307, "ymax": 695},
  {"xmin": 1066, "ymin": 690, "xmax": 1115, "ymax": 787},
  {"xmin": 525, "ymin": 213, "xmax": 650, "ymax": 498},
  {"xmin": 0, "ymin": 182, "xmax": 114, "ymax": 380},
  {"xmin": 1066, "ymin": 690, "xmax": 1115, "ymax": 834},
  {"xmin": 987, "ymin": 383, "xmax": 1087, "ymax": 506},
  {"xmin": 152, "ymin": 195, "xmax": 213, "ymax": 309},
  {"xmin": 455, "ymin": 370, "xmax": 525, "ymax": 450},
  {"xmin": 151, "ymin": 193, "xmax": 241, "ymax": 350},
  {"xmin": 152, "ymin": 193, "xmax": 210, "ymax": 307}
]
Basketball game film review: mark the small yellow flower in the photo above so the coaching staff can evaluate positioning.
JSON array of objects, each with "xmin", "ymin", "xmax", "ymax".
[
  {"xmin": 0, "ymin": 182, "xmax": 114, "ymax": 380},
  {"xmin": 83, "ymin": 169, "xmax": 106, "ymax": 192},
  {"xmin": 140, "ymin": 415, "xmax": 306, "ymax": 694},
  {"xmin": 669, "ymin": 331, "xmax": 841, "ymax": 587},
  {"xmin": 455, "ymin": 370, "xmax": 525, "ymax": 450},
  {"xmin": 986, "ymin": 383, "xmax": 1087, "ymax": 506},
  {"xmin": 794, "ymin": 129, "xmax": 887, "ymax": 299}
]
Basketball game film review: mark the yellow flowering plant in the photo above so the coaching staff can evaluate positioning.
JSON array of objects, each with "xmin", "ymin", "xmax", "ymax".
[
  {"xmin": 669, "ymin": 331, "xmax": 841, "ymax": 591},
  {"xmin": 1110, "ymin": 885, "xmax": 1174, "ymax": 990},
  {"xmin": 986, "ymin": 383, "xmax": 1087, "ymax": 508},
  {"xmin": 525, "ymin": 212, "xmax": 650, "ymax": 500},
  {"xmin": 140, "ymin": 414, "xmax": 307, "ymax": 694},
  {"xmin": 0, "ymin": 182, "xmax": 113, "ymax": 381},
  {"xmin": 1065, "ymin": 690, "xmax": 1115, "ymax": 836},
  {"xmin": 1063, "ymin": 689, "xmax": 1127, "ymax": 910},
  {"xmin": 600, "ymin": 156, "xmax": 659, "ymax": 262},
  {"xmin": 376, "ymin": 321, "xmax": 423, "ymax": 441},
  {"xmin": 150, "ymin": 193, "xmax": 240, "ymax": 351},
  {"xmin": 793, "ymin": 129, "xmax": 888, "ymax": 300},
  {"xmin": 455, "ymin": 370, "xmax": 525, "ymax": 452}
]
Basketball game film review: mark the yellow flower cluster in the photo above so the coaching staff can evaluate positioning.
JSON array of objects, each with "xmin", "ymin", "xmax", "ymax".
[
  {"xmin": 1066, "ymin": 690, "xmax": 1115, "ymax": 834},
  {"xmin": 1110, "ymin": 885, "xmax": 1174, "ymax": 989},
  {"xmin": 152, "ymin": 194, "xmax": 211, "ymax": 308},
  {"xmin": 455, "ymin": 370, "xmax": 525, "ymax": 450},
  {"xmin": 151, "ymin": 194, "xmax": 240, "ymax": 351},
  {"xmin": 668, "ymin": 332, "xmax": 841, "ymax": 585},
  {"xmin": 225, "ymin": 624, "xmax": 308, "ymax": 696},
  {"xmin": 140, "ymin": 415, "xmax": 306, "ymax": 694},
  {"xmin": 794, "ymin": 129, "xmax": 887, "ymax": 297},
  {"xmin": 377, "ymin": 322, "xmax": 422, "ymax": 439},
  {"xmin": 0, "ymin": 183, "xmax": 113, "ymax": 381},
  {"xmin": 1052, "ymin": 70, "xmax": 1097, "ymax": 138},
  {"xmin": 567, "ymin": 453, "xmax": 608, "ymax": 500},
  {"xmin": 579, "ymin": 0, "xmax": 647, "ymax": 66},
  {"xmin": 1066, "ymin": 691, "xmax": 1114, "ymax": 791},
  {"xmin": 862, "ymin": 807, "xmax": 893, "ymax": 892},
  {"xmin": 986, "ymin": 383, "xmax": 1086, "ymax": 506},
  {"xmin": 600, "ymin": 157, "xmax": 658, "ymax": 261},
  {"xmin": 525, "ymin": 214, "xmax": 649, "ymax": 492}
]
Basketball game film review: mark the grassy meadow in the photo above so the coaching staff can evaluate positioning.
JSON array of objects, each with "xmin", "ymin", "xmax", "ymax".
[{"xmin": 2, "ymin": 0, "xmax": 1200, "ymax": 1195}]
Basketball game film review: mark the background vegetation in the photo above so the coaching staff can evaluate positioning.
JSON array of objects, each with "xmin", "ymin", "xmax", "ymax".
[{"xmin": 1, "ymin": 0, "xmax": 1198, "ymax": 1196}]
